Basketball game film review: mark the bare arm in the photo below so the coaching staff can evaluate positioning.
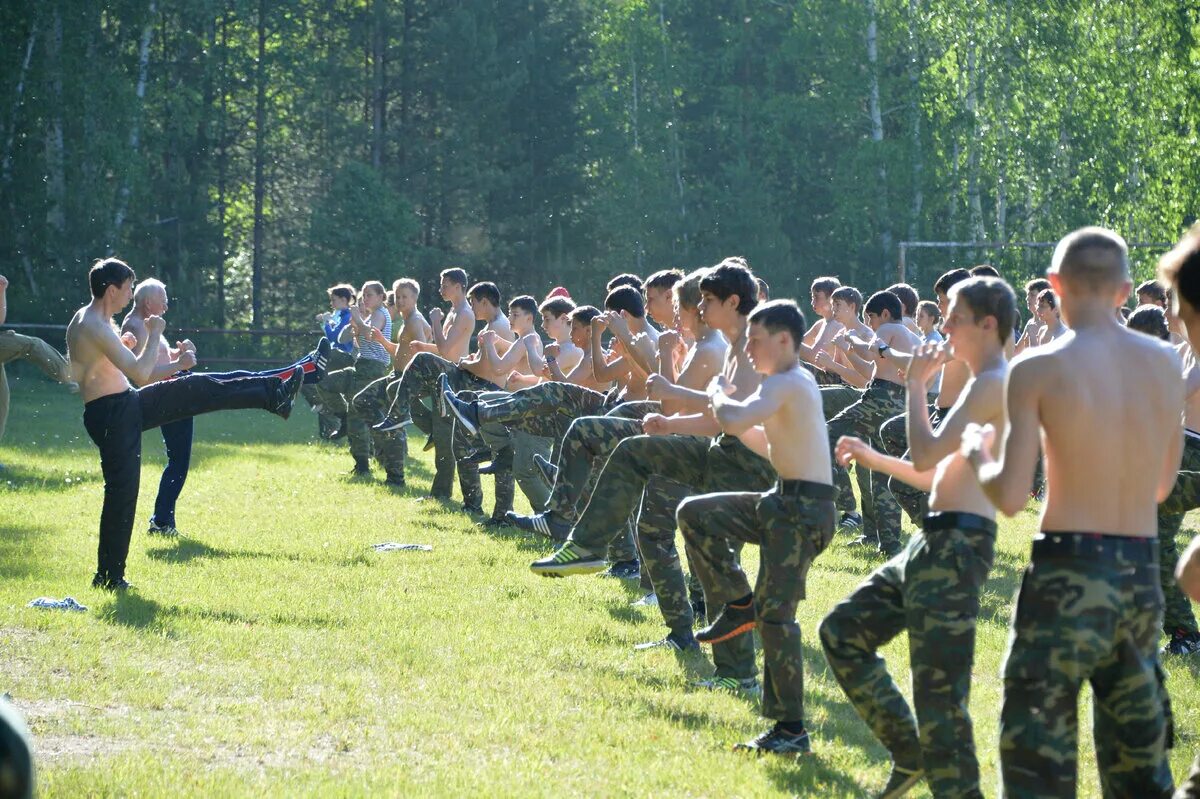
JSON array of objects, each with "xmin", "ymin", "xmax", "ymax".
[
  {"xmin": 836, "ymin": 436, "xmax": 935, "ymax": 492},
  {"xmin": 964, "ymin": 359, "xmax": 1042, "ymax": 516},
  {"xmin": 590, "ymin": 322, "xmax": 627, "ymax": 384},
  {"xmin": 710, "ymin": 377, "xmax": 787, "ymax": 436},
  {"xmin": 0, "ymin": 275, "xmax": 7, "ymax": 325},
  {"xmin": 438, "ymin": 310, "xmax": 475, "ymax": 359},
  {"xmin": 643, "ymin": 411, "xmax": 721, "ymax": 438},
  {"xmin": 98, "ymin": 317, "xmax": 166, "ymax": 386}
]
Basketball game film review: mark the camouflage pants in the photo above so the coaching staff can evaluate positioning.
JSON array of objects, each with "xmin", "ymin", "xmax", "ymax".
[
  {"xmin": 476, "ymin": 380, "xmax": 613, "ymax": 427},
  {"xmin": 302, "ymin": 347, "xmax": 353, "ymax": 438},
  {"xmin": 635, "ymin": 474, "xmax": 699, "ymax": 634},
  {"xmin": 571, "ymin": 434, "xmax": 776, "ymax": 679},
  {"xmin": 827, "ymin": 380, "xmax": 906, "ymax": 550},
  {"xmin": 999, "ymin": 538, "xmax": 1173, "ymax": 798},
  {"xmin": 351, "ymin": 371, "xmax": 407, "ymax": 475},
  {"xmin": 387, "ymin": 352, "xmax": 497, "ymax": 503},
  {"xmin": 476, "ymin": 392, "xmax": 555, "ymax": 512},
  {"xmin": 1177, "ymin": 754, "xmax": 1200, "ymax": 799},
  {"xmin": 819, "ymin": 513, "xmax": 996, "ymax": 797},
  {"xmin": 1158, "ymin": 433, "xmax": 1200, "ymax": 636},
  {"xmin": 315, "ymin": 356, "xmax": 391, "ymax": 463},
  {"xmin": 821, "ymin": 384, "xmax": 865, "ymax": 515},
  {"xmin": 680, "ymin": 481, "xmax": 835, "ymax": 722},
  {"xmin": 0, "ymin": 329, "xmax": 72, "ymax": 442},
  {"xmin": 879, "ymin": 404, "xmax": 946, "ymax": 526}
]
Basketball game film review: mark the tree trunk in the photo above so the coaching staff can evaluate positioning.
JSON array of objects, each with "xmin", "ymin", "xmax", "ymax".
[
  {"xmin": 371, "ymin": 0, "xmax": 387, "ymax": 171},
  {"xmin": 252, "ymin": 0, "xmax": 268, "ymax": 328},
  {"xmin": 866, "ymin": 0, "xmax": 892, "ymax": 273},
  {"xmin": 215, "ymin": 6, "xmax": 228, "ymax": 327},
  {"xmin": 659, "ymin": 1, "xmax": 688, "ymax": 254},
  {"xmin": 398, "ymin": 0, "xmax": 413, "ymax": 170},
  {"xmin": 905, "ymin": 0, "xmax": 922, "ymax": 243},
  {"xmin": 1, "ymin": 20, "xmax": 38, "ymax": 189},
  {"xmin": 965, "ymin": 27, "xmax": 985, "ymax": 256},
  {"xmin": 111, "ymin": 0, "xmax": 158, "ymax": 248},
  {"xmin": 45, "ymin": 4, "xmax": 66, "ymax": 253}
]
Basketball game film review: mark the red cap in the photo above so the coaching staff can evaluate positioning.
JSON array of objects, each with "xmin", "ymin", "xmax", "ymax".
[{"xmin": 548, "ymin": 286, "xmax": 571, "ymax": 300}]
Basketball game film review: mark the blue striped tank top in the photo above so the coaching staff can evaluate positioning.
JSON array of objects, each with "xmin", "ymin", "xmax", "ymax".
[{"xmin": 357, "ymin": 308, "xmax": 392, "ymax": 363}]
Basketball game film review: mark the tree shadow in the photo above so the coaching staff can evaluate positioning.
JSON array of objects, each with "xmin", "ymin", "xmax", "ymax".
[
  {"xmin": 0, "ymin": 524, "xmax": 57, "ymax": 582},
  {"xmin": 0, "ymin": 463, "xmax": 101, "ymax": 493},
  {"xmin": 99, "ymin": 592, "xmax": 340, "ymax": 632},
  {"xmin": 145, "ymin": 538, "xmax": 315, "ymax": 566}
]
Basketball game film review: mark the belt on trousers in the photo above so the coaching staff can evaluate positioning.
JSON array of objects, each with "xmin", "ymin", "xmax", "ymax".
[
  {"xmin": 1031, "ymin": 531, "xmax": 1158, "ymax": 563},
  {"xmin": 776, "ymin": 479, "xmax": 835, "ymax": 500},
  {"xmin": 868, "ymin": 378, "xmax": 904, "ymax": 392},
  {"xmin": 922, "ymin": 511, "xmax": 996, "ymax": 533}
]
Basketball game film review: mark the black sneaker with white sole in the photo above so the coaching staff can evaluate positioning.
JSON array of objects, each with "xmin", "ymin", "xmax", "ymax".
[
  {"xmin": 633, "ymin": 629, "xmax": 699, "ymax": 652},
  {"xmin": 533, "ymin": 453, "xmax": 558, "ymax": 486},
  {"xmin": 504, "ymin": 511, "xmax": 571, "ymax": 541},
  {"xmin": 600, "ymin": 559, "xmax": 640, "ymax": 580},
  {"xmin": 732, "ymin": 725, "xmax": 811, "ymax": 756},
  {"xmin": 271, "ymin": 367, "xmax": 305, "ymax": 419},
  {"xmin": 313, "ymin": 337, "xmax": 332, "ymax": 382},
  {"xmin": 445, "ymin": 392, "xmax": 481, "ymax": 437},
  {"xmin": 437, "ymin": 373, "xmax": 452, "ymax": 417}
]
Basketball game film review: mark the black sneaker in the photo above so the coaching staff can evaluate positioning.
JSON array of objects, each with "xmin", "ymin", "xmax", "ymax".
[
  {"xmin": 733, "ymin": 725, "xmax": 812, "ymax": 756},
  {"xmin": 479, "ymin": 517, "xmax": 511, "ymax": 529},
  {"xmin": 92, "ymin": 573, "xmax": 134, "ymax": 592},
  {"xmin": 272, "ymin": 366, "xmax": 305, "ymax": 419},
  {"xmin": 147, "ymin": 520, "xmax": 180, "ymax": 537},
  {"xmin": 838, "ymin": 511, "xmax": 863, "ymax": 533},
  {"xmin": 461, "ymin": 504, "xmax": 485, "ymax": 516},
  {"xmin": 437, "ymin": 373, "xmax": 452, "ymax": 418},
  {"xmin": 1163, "ymin": 630, "xmax": 1200, "ymax": 656},
  {"xmin": 696, "ymin": 600, "xmax": 757, "ymax": 644},
  {"xmin": 878, "ymin": 766, "xmax": 924, "ymax": 798},
  {"xmin": 373, "ymin": 414, "xmax": 412, "ymax": 433},
  {"xmin": 533, "ymin": 453, "xmax": 558, "ymax": 486},
  {"xmin": 349, "ymin": 457, "xmax": 372, "ymax": 478},
  {"xmin": 634, "ymin": 629, "xmax": 699, "ymax": 652},
  {"xmin": 529, "ymin": 542, "xmax": 608, "ymax": 577},
  {"xmin": 445, "ymin": 392, "xmax": 481, "ymax": 437},
  {"xmin": 458, "ymin": 447, "xmax": 492, "ymax": 468},
  {"xmin": 600, "ymin": 559, "xmax": 640, "ymax": 580},
  {"xmin": 313, "ymin": 337, "xmax": 332, "ymax": 382},
  {"xmin": 504, "ymin": 511, "xmax": 571, "ymax": 541},
  {"xmin": 384, "ymin": 471, "xmax": 406, "ymax": 488}
]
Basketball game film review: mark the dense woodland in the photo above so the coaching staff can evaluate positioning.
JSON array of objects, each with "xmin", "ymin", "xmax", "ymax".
[{"xmin": 1, "ymin": 0, "xmax": 1197, "ymax": 334}]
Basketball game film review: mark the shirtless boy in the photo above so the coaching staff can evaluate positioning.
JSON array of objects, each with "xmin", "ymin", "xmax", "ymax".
[
  {"xmin": 825, "ymin": 276, "xmax": 1014, "ymax": 798},
  {"xmin": 963, "ymin": 228, "xmax": 1179, "ymax": 797},
  {"xmin": 68, "ymin": 258, "xmax": 303, "ymax": 590}
]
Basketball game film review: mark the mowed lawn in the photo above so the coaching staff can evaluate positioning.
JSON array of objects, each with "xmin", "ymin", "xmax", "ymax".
[{"xmin": 2, "ymin": 373, "xmax": 1200, "ymax": 798}]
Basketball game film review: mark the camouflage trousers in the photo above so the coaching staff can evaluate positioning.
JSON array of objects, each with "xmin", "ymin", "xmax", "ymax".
[
  {"xmin": 1158, "ymin": 432, "xmax": 1200, "ymax": 636},
  {"xmin": 302, "ymin": 347, "xmax": 353, "ymax": 439},
  {"xmin": 999, "ymin": 535, "xmax": 1173, "ymax": 798},
  {"xmin": 0, "ymin": 329, "xmax": 73, "ymax": 442},
  {"xmin": 879, "ymin": 403, "xmax": 946, "ymax": 525},
  {"xmin": 387, "ymin": 352, "xmax": 497, "ymax": 505},
  {"xmin": 476, "ymin": 392, "xmax": 555, "ymax": 512},
  {"xmin": 821, "ymin": 384, "xmax": 866, "ymax": 515},
  {"xmin": 819, "ymin": 512, "xmax": 996, "ymax": 797},
  {"xmin": 350, "ymin": 370, "xmax": 408, "ymax": 476},
  {"xmin": 1177, "ymin": 754, "xmax": 1200, "ymax": 799},
  {"xmin": 315, "ymin": 356, "xmax": 392, "ymax": 465},
  {"xmin": 827, "ymin": 379, "xmax": 906, "ymax": 550},
  {"xmin": 476, "ymin": 380, "xmax": 615, "ymax": 427},
  {"xmin": 680, "ymin": 481, "xmax": 835, "ymax": 722},
  {"xmin": 570, "ymin": 434, "xmax": 776, "ymax": 679},
  {"xmin": 635, "ymin": 474, "xmax": 700, "ymax": 632}
]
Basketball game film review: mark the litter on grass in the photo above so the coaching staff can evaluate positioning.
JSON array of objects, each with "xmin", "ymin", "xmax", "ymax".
[
  {"xmin": 27, "ymin": 597, "xmax": 88, "ymax": 613},
  {"xmin": 371, "ymin": 542, "xmax": 433, "ymax": 553}
]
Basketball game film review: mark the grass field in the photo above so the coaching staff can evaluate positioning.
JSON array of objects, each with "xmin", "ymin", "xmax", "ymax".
[{"xmin": 2, "ymin": 374, "xmax": 1199, "ymax": 797}]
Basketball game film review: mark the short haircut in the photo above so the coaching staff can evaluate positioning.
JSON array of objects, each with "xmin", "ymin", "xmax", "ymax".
[
  {"xmin": 604, "ymin": 285, "xmax": 645, "ymax": 318},
  {"xmin": 327, "ymin": 283, "xmax": 356, "ymax": 303},
  {"xmin": 1126, "ymin": 304, "xmax": 1169, "ymax": 341},
  {"xmin": 674, "ymin": 268, "xmax": 708, "ymax": 311},
  {"xmin": 393, "ymin": 278, "xmax": 420, "ymax": 297},
  {"xmin": 830, "ymin": 286, "xmax": 863, "ymax": 313},
  {"xmin": 133, "ymin": 278, "xmax": 166, "ymax": 307},
  {"xmin": 607, "ymin": 273, "xmax": 644, "ymax": 293},
  {"xmin": 1050, "ymin": 227, "xmax": 1129, "ymax": 289},
  {"xmin": 468, "ymin": 281, "xmax": 501, "ymax": 308},
  {"xmin": 361, "ymin": 280, "xmax": 386, "ymax": 297},
  {"xmin": 570, "ymin": 305, "xmax": 602, "ymax": 326},
  {"xmin": 950, "ymin": 276, "xmax": 1018, "ymax": 345},
  {"xmin": 385, "ymin": 290, "xmax": 396, "ymax": 306},
  {"xmin": 810, "ymin": 276, "xmax": 841, "ymax": 297},
  {"xmin": 749, "ymin": 300, "xmax": 807, "ymax": 350},
  {"xmin": 970, "ymin": 264, "xmax": 1000, "ymax": 278},
  {"xmin": 916, "ymin": 299, "xmax": 941, "ymax": 322},
  {"xmin": 886, "ymin": 283, "xmax": 919, "ymax": 316},
  {"xmin": 864, "ymin": 290, "xmax": 903, "ymax": 321},
  {"xmin": 539, "ymin": 296, "xmax": 576, "ymax": 319},
  {"xmin": 645, "ymin": 269, "xmax": 684, "ymax": 293},
  {"xmin": 1037, "ymin": 288, "xmax": 1058, "ymax": 310},
  {"xmin": 699, "ymin": 258, "xmax": 758, "ymax": 316},
  {"xmin": 509, "ymin": 294, "xmax": 538, "ymax": 318},
  {"xmin": 1024, "ymin": 278, "xmax": 1051, "ymax": 296},
  {"xmin": 1160, "ymin": 232, "xmax": 1200, "ymax": 311},
  {"xmin": 755, "ymin": 277, "xmax": 770, "ymax": 300},
  {"xmin": 934, "ymin": 268, "xmax": 972, "ymax": 296},
  {"xmin": 440, "ymin": 267, "xmax": 469, "ymax": 288},
  {"xmin": 1135, "ymin": 279, "xmax": 1167, "ymax": 305},
  {"xmin": 89, "ymin": 257, "xmax": 135, "ymax": 299}
]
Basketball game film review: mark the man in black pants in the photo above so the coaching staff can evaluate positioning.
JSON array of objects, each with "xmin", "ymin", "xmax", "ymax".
[{"xmin": 67, "ymin": 258, "xmax": 305, "ymax": 590}]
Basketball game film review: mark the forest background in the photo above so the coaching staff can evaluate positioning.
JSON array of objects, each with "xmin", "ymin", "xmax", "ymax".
[{"xmin": 1, "ymin": 0, "xmax": 1197, "ymax": 343}]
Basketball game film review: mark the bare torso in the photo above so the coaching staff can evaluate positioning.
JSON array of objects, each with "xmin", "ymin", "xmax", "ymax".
[
  {"xmin": 875, "ymin": 322, "xmax": 923, "ymax": 385},
  {"xmin": 928, "ymin": 372, "xmax": 1005, "ymax": 518},
  {"xmin": 67, "ymin": 307, "xmax": 134, "ymax": 402},
  {"xmin": 937, "ymin": 359, "xmax": 972, "ymax": 409},
  {"xmin": 396, "ymin": 311, "xmax": 432, "ymax": 371},
  {"xmin": 764, "ymin": 368, "xmax": 832, "ymax": 483}
]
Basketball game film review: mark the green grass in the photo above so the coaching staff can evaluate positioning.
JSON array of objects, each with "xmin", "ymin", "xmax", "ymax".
[{"xmin": 2, "ymin": 374, "xmax": 1199, "ymax": 797}]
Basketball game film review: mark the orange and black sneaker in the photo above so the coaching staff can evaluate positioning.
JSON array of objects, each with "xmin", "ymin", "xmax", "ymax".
[{"xmin": 696, "ymin": 598, "xmax": 756, "ymax": 644}]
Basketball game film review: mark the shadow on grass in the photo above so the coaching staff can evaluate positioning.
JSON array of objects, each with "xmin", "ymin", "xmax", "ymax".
[
  {"xmin": 0, "ymin": 524, "xmax": 58, "ymax": 582},
  {"xmin": 146, "ymin": 538, "xmax": 315, "ymax": 566},
  {"xmin": 101, "ymin": 592, "xmax": 341, "ymax": 632},
  {"xmin": 0, "ymin": 463, "xmax": 101, "ymax": 493},
  {"xmin": 978, "ymin": 549, "xmax": 1026, "ymax": 626}
]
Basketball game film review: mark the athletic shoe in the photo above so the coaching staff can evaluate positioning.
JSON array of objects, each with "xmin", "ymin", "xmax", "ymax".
[
  {"xmin": 373, "ymin": 414, "xmax": 412, "ymax": 433},
  {"xmin": 458, "ymin": 447, "xmax": 492, "ymax": 468},
  {"xmin": 462, "ymin": 504, "xmax": 485, "ymax": 516},
  {"xmin": 530, "ymin": 543, "xmax": 607, "ymax": 577},
  {"xmin": 422, "ymin": 436, "xmax": 435, "ymax": 452},
  {"xmin": 846, "ymin": 534, "xmax": 876, "ymax": 549},
  {"xmin": 92, "ymin": 573, "xmax": 134, "ymax": 592},
  {"xmin": 324, "ymin": 418, "xmax": 344, "ymax": 440},
  {"xmin": 634, "ymin": 629, "xmax": 698, "ymax": 652},
  {"xmin": 147, "ymin": 520, "xmax": 180, "ymax": 537},
  {"xmin": 600, "ymin": 559, "xmax": 640, "ymax": 580},
  {"xmin": 437, "ymin": 373, "xmax": 452, "ymax": 417},
  {"xmin": 272, "ymin": 366, "xmax": 305, "ymax": 419},
  {"xmin": 690, "ymin": 595, "xmax": 706, "ymax": 623},
  {"xmin": 445, "ymin": 392, "xmax": 481, "ymax": 437},
  {"xmin": 694, "ymin": 676, "xmax": 762, "ymax": 697},
  {"xmin": 505, "ymin": 511, "xmax": 571, "ymax": 540},
  {"xmin": 313, "ymin": 337, "xmax": 332, "ymax": 382},
  {"xmin": 696, "ymin": 600, "xmax": 756, "ymax": 644},
  {"xmin": 479, "ymin": 517, "xmax": 511, "ymax": 529},
  {"xmin": 879, "ymin": 541, "xmax": 902, "ymax": 558},
  {"xmin": 733, "ymin": 726, "xmax": 812, "ymax": 756},
  {"xmin": 1162, "ymin": 630, "xmax": 1200, "ymax": 656},
  {"xmin": 479, "ymin": 447, "xmax": 513, "ymax": 476},
  {"xmin": 384, "ymin": 472, "xmax": 406, "ymax": 488},
  {"xmin": 878, "ymin": 766, "xmax": 924, "ymax": 798},
  {"xmin": 838, "ymin": 511, "xmax": 863, "ymax": 532},
  {"xmin": 349, "ymin": 457, "xmax": 372, "ymax": 478},
  {"xmin": 533, "ymin": 453, "xmax": 558, "ymax": 486},
  {"xmin": 631, "ymin": 592, "xmax": 659, "ymax": 607}
]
